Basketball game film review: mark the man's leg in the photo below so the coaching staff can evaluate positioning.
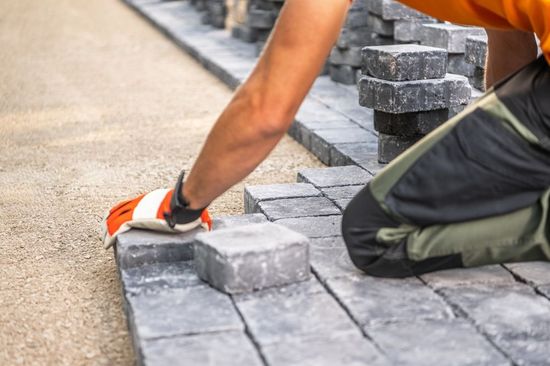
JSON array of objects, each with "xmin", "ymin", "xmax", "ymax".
[{"xmin": 342, "ymin": 57, "xmax": 550, "ymax": 278}]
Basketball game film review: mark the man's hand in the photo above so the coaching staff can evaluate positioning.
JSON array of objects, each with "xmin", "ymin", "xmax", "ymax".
[{"xmin": 102, "ymin": 172, "xmax": 212, "ymax": 248}]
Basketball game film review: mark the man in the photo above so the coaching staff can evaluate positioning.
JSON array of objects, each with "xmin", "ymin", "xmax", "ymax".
[{"xmin": 104, "ymin": 0, "xmax": 550, "ymax": 278}]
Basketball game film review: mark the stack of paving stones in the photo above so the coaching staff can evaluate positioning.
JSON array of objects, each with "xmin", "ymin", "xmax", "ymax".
[
  {"xmin": 359, "ymin": 44, "xmax": 471, "ymax": 163},
  {"xmin": 465, "ymin": 34, "xmax": 488, "ymax": 92},
  {"xmin": 419, "ymin": 23, "xmax": 486, "ymax": 79},
  {"xmin": 247, "ymin": 0, "xmax": 284, "ymax": 56},
  {"xmin": 201, "ymin": 0, "xmax": 227, "ymax": 29}
]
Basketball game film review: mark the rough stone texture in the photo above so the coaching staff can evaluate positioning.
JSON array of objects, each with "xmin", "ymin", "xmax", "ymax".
[
  {"xmin": 327, "ymin": 275, "xmax": 454, "ymax": 326},
  {"xmin": 275, "ymin": 216, "xmax": 342, "ymax": 238},
  {"xmin": 367, "ymin": 13, "xmax": 394, "ymax": 37},
  {"xmin": 367, "ymin": 0, "xmax": 429, "ymax": 20},
  {"xmin": 262, "ymin": 332, "xmax": 390, "ymax": 366},
  {"xmin": 140, "ymin": 331, "xmax": 263, "ymax": 366},
  {"xmin": 311, "ymin": 127, "xmax": 376, "ymax": 164},
  {"xmin": 330, "ymin": 47, "xmax": 362, "ymax": 67},
  {"xmin": 366, "ymin": 320, "xmax": 510, "ymax": 366},
  {"xmin": 116, "ymin": 228, "xmax": 203, "ymax": 269},
  {"xmin": 194, "ymin": 223, "xmax": 310, "ymax": 294},
  {"xmin": 362, "ymin": 44, "xmax": 448, "ymax": 81},
  {"xmin": 448, "ymin": 53, "xmax": 476, "ymax": 77},
  {"xmin": 309, "ymin": 237, "xmax": 362, "ymax": 282},
  {"xmin": 258, "ymin": 196, "xmax": 341, "ymax": 220},
  {"xmin": 420, "ymin": 23, "xmax": 486, "ymax": 54},
  {"xmin": 503, "ymin": 261, "xmax": 550, "ymax": 286},
  {"xmin": 497, "ymin": 339, "xmax": 550, "ymax": 366},
  {"xmin": 244, "ymin": 183, "xmax": 321, "ymax": 214},
  {"xmin": 538, "ymin": 285, "xmax": 550, "ymax": 298},
  {"xmin": 298, "ymin": 166, "xmax": 372, "ymax": 188},
  {"xmin": 421, "ymin": 265, "xmax": 516, "ymax": 289},
  {"xmin": 330, "ymin": 143, "xmax": 379, "ymax": 168},
  {"xmin": 126, "ymin": 285, "xmax": 243, "ymax": 340},
  {"xmin": 234, "ymin": 279, "xmax": 361, "ymax": 346},
  {"xmin": 329, "ymin": 64, "xmax": 359, "ymax": 85},
  {"xmin": 358, "ymin": 73, "xmax": 472, "ymax": 113},
  {"xmin": 393, "ymin": 18, "xmax": 438, "ymax": 43},
  {"xmin": 374, "ymin": 109, "xmax": 449, "ymax": 136},
  {"xmin": 465, "ymin": 35, "xmax": 488, "ymax": 68},
  {"xmin": 321, "ymin": 185, "xmax": 363, "ymax": 201},
  {"xmin": 378, "ymin": 132, "xmax": 421, "ymax": 163},
  {"xmin": 212, "ymin": 213, "xmax": 268, "ymax": 230},
  {"xmin": 295, "ymin": 119, "xmax": 361, "ymax": 151},
  {"xmin": 469, "ymin": 67, "xmax": 486, "ymax": 92}
]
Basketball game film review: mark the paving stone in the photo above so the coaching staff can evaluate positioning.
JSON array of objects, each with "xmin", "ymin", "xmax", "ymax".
[
  {"xmin": 367, "ymin": 0, "xmax": 429, "ymax": 20},
  {"xmin": 126, "ymin": 285, "xmax": 243, "ymax": 340},
  {"xmin": 378, "ymin": 133, "xmax": 421, "ymax": 163},
  {"xmin": 329, "ymin": 64, "xmax": 359, "ymax": 85},
  {"xmin": 358, "ymin": 73, "xmax": 471, "ymax": 113},
  {"xmin": 116, "ymin": 228, "xmax": 203, "ymax": 269},
  {"xmin": 420, "ymin": 23, "xmax": 486, "ymax": 53},
  {"xmin": 244, "ymin": 183, "xmax": 321, "ymax": 214},
  {"xmin": 440, "ymin": 284, "xmax": 550, "ymax": 342},
  {"xmin": 393, "ymin": 18, "xmax": 438, "ymax": 43},
  {"xmin": 234, "ymin": 279, "xmax": 361, "ymax": 346},
  {"xmin": 231, "ymin": 24, "xmax": 258, "ymax": 43},
  {"xmin": 469, "ymin": 67, "xmax": 486, "ymax": 91},
  {"xmin": 421, "ymin": 265, "xmax": 516, "ymax": 289},
  {"xmin": 294, "ymin": 97, "xmax": 346, "ymax": 124},
  {"xmin": 194, "ymin": 223, "xmax": 310, "ymax": 294},
  {"xmin": 275, "ymin": 216, "xmax": 342, "ymax": 238},
  {"xmin": 374, "ymin": 109, "xmax": 449, "ymax": 136},
  {"xmin": 140, "ymin": 331, "xmax": 263, "ymax": 366},
  {"xmin": 366, "ymin": 319, "xmax": 510, "ymax": 366},
  {"xmin": 296, "ymin": 120, "xmax": 361, "ymax": 150},
  {"xmin": 262, "ymin": 332, "xmax": 390, "ymax": 366},
  {"xmin": 321, "ymin": 185, "xmax": 363, "ymax": 201},
  {"xmin": 212, "ymin": 213, "xmax": 268, "ymax": 230},
  {"xmin": 309, "ymin": 237, "xmax": 362, "ymax": 282},
  {"xmin": 327, "ymin": 275, "xmax": 453, "ymax": 326},
  {"xmin": 503, "ymin": 261, "xmax": 550, "ymax": 286},
  {"xmin": 329, "ymin": 47, "xmax": 362, "ymax": 67},
  {"xmin": 497, "ymin": 339, "xmax": 550, "ymax": 366},
  {"xmin": 358, "ymin": 159, "xmax": 388, "ymax": 176},
  {"xmin": 362, "ymin": 44, "xmax": 447, "ymax": 81},
  {"xmin": 248, "ymin": 8, "xmax": 276, "ymax": 29},
  {"xmin": 367, "ymin": 13, "xmax": 394, "ymax": 37},
  {"xmin": 297, "ymin": 166, "xmax": 371, "ymax": 188},
  {"xmin": 448, "ymin": 53, "xmax": 476, "ymax": 77},
  {"xmin": 465, "ymin": 35, "xmax": 488, "ymax": 68},
  {"xmin": 257, "ymin": 196, "xmax": 340, "ymax": 220},
  {"xmin": 337, "ymin": 26, "xmax": 379, "ymax": 49},
  {"xmin": 310, "ymin": 127, "xmax": 375, "ymax": 164},
  {"xmin": 538, "ymin": 284, "xmax": 550, "ymax": 299},
  {"xmin": 330, "ymin": 143, "xmax": 379, "ymax": 167},
  {"xmin": 121, "ymin": 261, "xmax": 203, "ymax": 295},
  {"xmin": 335, "ymin": 199, "xmax": 352, "ymax": 211}
]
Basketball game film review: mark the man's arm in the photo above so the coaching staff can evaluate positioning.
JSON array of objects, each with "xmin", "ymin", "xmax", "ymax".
[{"xmin": 182, "ymin": 0, "xmax": 350, "ymax": 209}]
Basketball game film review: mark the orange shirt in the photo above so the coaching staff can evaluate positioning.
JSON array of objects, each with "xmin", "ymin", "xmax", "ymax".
[{"xmin": 397, "ymin": 0, "xmax": 550, "ymax": 63}]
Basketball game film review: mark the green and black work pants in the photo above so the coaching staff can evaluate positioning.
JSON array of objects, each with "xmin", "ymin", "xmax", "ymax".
[{"xmin": 342, "ymin": 56, "xmax": 550, "ymax": 278}]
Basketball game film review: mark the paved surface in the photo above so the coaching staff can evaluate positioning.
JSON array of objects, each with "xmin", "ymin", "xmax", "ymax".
[
  {"xmin": 0, "ymin": 0, "xmax": 322, "ymax": 364},
  {"xmin": 118, "ymin": 1, "xmax": 550, "ymax": 365}
]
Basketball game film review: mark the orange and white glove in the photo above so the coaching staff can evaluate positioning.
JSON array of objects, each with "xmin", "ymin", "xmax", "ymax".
[{"xmin": 102, "ymin": 171, "xmax": 212, "ymax": 249}]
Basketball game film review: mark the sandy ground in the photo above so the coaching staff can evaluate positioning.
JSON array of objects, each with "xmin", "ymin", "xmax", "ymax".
[{"xmin": 0, "ymin": 0, "xmax": 323, "ymax": 364}]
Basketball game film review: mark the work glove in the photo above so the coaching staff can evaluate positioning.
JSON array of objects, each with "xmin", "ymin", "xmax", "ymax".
[{"xmin": 102, "ymin": 171, "xmax": 212, "ymax": 249}]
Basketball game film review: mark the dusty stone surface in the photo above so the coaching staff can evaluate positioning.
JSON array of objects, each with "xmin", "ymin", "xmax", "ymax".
[{"xmin": 0, "ymin": 0, "xmax": 322, "ymax": 364}]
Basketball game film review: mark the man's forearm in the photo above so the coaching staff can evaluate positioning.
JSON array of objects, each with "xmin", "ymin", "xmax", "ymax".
[{"xmin": 182, "ymin": 0, "xmax": 350, "ymax": 209}]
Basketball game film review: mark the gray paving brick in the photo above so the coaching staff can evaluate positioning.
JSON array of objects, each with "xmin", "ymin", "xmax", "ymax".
[
  {"xmin": 539, "ymin": 284, "xmax": 550, "ymax": 299},
  {"xmin": 140, "ymin": 331, "xmax": 263, "ymax": 366},
  {"xmin": 366, "ymin": 319, "xmax": 510, "ymax": 366},
  {"xmin": 448, "ymin": 53, "xmax": 476, "ymax": 77},
  {"xmin": 310, "ymin": 237, "xmax": 362, "ymax": 282},
  {"xmin": 465, "ymin": 35, "xmax": 488, "ymax": 68},
  {"xmin": 503, "ymin": 261, "xmax": 550, "ymax": 286},
  {"xmin": 358, "ymin": 73, "xmax": 471, "ymax": 113},
  {"xmin": 469, "ymin": 67, "xmax": 486, "ymax": 91},
  {"xmin": 275, "ymin": 216, "xmax": 342, "ymax": 238},
  {"xmin": 497, "ymin": 339, "xmax": 550, "ymax": 366},
  {"xmin": 358, "ymin": 159, "xmax": 387, "ymax": 176},
  {"xmin": 262, "ymin": 332, "xmax": 390, "ymax": 366},
  {"xmin": 363, "ymin": 44, "xmax": 447, "ymax": 81},
  {"xmin": 116, "ymin": 228, "xmax": 203, "ymax": 269},
  {"xmin": 367, "ymin": 13, "xmax": 394, "ymax": 37},
  {"xmin": 295, "ymin": 97, "xmax": 346, "ymax": 124},
  {"xmin": 297, "ymin": 119, "xmax": 361, "ymax": 150},
  {"xmin": 212, "ymin": 213, "xmax": 268, "ymax": 230},
  {"xmin": 329, "ymin": 64, "xmax": 359, "ymax": 85},
  {"xmin": 440, "ymin": 284, "xmax": 550, "ymax": 342},
  {"xmin": 367, "ymin": 0, "xmax": 429, "ymax": 20},
  {"xmin": 194, "ymin": 223, "xmax": 310, "ymax": 294},
  {"xmin": 393, "ymin": 18, "xmax": 438, "ymax": 42},
  {"xmin": 374, "ymin": 109, "xmax": 449, "ymax": 136},
  {"xmin": 248, "ymin": 8, "xmax": 276, "ymax": 29},
  {"xmin": 310, "ymin": 127, "xmax": 375, "ymax": 164},
  {"xmin": 327, "ymin": 275, "xmax": 453, "ymax": 326},
  {"xmin": 297, "ymin": 166, "xmax": 371, "ymax": 188},
  {"xmin": 329, "ymin": 47, "xmax": 362, "ymax": 67},
  {"xmin": 121, "ymin": 261, "xmax": 203, "ymax": 296},
  {"xmin": 126, "ymin": 285, "xmax": 243, "ymax": 340},
  {"xmin": 420, "ymin": 23, "xmax": 486, "ymax": 53},
  {"xmin": 244, "ymin": 183, "xmax": 321, "ymax": 214},
  {"xmin": 378, "ymin": 132, "xmax": 421, "ymax": 163},
  {"xmin": 258, "ymin": 196, "xmax": 340, "ymax": 220},
  {"xmin": 234, "ymin": 279, "xmax": 361, "ymax": 346},
  {"xmin": 337, "ymin": 26, "xmax": 378, "ymax": 49},
  {"xmin": 335, "ymin": 199, "xmax": 352, "ymax": 211},
  {"xmin": 321, "ymin": 185, "xmax": 363, "ymax": 201},
  {"xmin": 421, "ymin": 265, "xmax": 516, "ymax": 289},
  {"xmin": 330, "ymin": 143, "xmax": 378, "ymax": 168}
]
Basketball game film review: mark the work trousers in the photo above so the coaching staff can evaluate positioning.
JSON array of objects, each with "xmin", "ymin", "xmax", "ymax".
[{"xmin": 342, "ymin": 57, "xmax": 550, "ymax": 278}]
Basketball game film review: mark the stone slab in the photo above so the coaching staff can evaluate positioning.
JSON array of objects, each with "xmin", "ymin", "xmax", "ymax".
[
  {"xmin": 448, "ymin": 53, "xmax": 476, "ymax": 77},
  {"xmin": 362, "ymin": 44, "xmax": 447, "ymax": 81},
  {"xmin": 366, "ymin": 319, "xmax": 510, "ymax": 366},
  {"xmin": 140, "ymin": 331, "xmax": 263, "ymax": 366},
  {"xmin": 257, "ymin": 196, "xmax": 341, "ymax": 220},
  {"xmin": 421, "ymin": 265, "xmax": 516, "ymax": 289},
  {"xmin": 194, "ymin": 223, "xmax": 310, "ymax": 294},
  {"xmin": 503, "ymin": 261, "xmax": 550, "ymax": 286},
  {"xmin": 465, "ymin": 35, "xmax": 488, "ymax": 68},
  {"xmin": 275, "ymin": 215, "xmax": 342, "ymax": 238},
  {"xmin": 244, "ymin": 183, "xmax": 321, "ymax": 214},
  {"xmin": 297, "ymin": 166, "xmax": 371, "ymax": 188},
  {"xmin": 358, "ymin": 73, "xmax": 471, "ymax": 113},
  {"xmin": 327, "ymin": 275, "xmax": 454, "ymax": 326},
  {"xmin": 419, "ymin": 23, "xmax": 486, "ymax": 53}
]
